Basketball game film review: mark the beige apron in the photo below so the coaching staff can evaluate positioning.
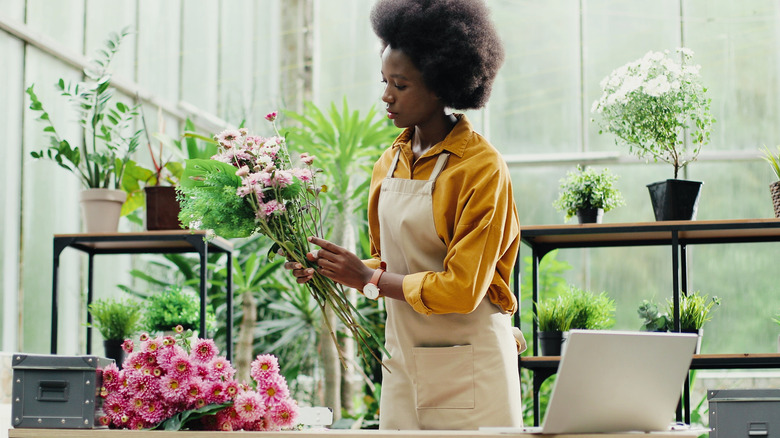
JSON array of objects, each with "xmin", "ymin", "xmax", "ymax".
[{"xmin": 377, "ymin": 150, "xmax": 522, "ymax": 430}]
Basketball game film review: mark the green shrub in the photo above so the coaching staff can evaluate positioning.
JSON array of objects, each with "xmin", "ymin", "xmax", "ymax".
[
  {"xmin": 536, "ymin": 286, "xmax": 616, "ymax": 332},
  {"xmin": 88, "ymin": 297, "xmax": 142, "ymax": 341},
  {"xmin": 143, "ymin": 285, "xmax": 215, "ymax": 333}
]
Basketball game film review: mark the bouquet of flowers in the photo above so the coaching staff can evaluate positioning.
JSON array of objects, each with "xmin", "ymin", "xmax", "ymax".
[
  {"xmin": 100, "ymin": 328, "xmax": 298, "ymax": 431},
  {"xmin": 177, "ymin": 112, "xmax": 386, "ymax": 367},
  {"xmin": 591, "ymin": 48, "xmax": 715, "ymax": 179}
]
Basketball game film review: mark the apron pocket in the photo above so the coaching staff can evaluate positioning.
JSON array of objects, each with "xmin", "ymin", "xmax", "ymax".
[{"xmin": 413, "ymin": 345, "xmax": 475, "ymax": 409}]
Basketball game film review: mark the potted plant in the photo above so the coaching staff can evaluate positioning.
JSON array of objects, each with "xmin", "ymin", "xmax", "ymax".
[
  {"xmin": 535, "ymin": 286, "xmax": 615, "ymax": 356},
  {"xmin": 552, "ymin": 165, "xmax": 625, "ymax": 224},
  {"xmin": 87, "ymin": 297, "xmax": 142, "ymax": 367},
  {"xmin": 27, "ymin": 27, "xmax": 143, "ymax": 233},
  {"xmin": 142, "ymin": 285, "xmax": 215, "ymax": 335},
  {"xmin": 638, "ymin": 292, "xmax": 720, "ymax": 353},
  {"xmin": 592, "ymin": 48, "xmax": 716, "ymax": 221},
  {"xmin": 637, "ymin": 299, "xmax": 672, "ymax": 332},
  {"xmin": 760, "ymin": 145, "xmax": 780, "ymax": 218}
]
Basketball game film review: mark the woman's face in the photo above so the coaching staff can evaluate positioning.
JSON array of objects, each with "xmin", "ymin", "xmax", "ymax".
[{"xmin": 380, "ymin": 46, "xmax": 443, "ymax": 129}]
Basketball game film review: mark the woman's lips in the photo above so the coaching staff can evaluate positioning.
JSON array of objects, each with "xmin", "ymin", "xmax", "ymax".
[{"xmin": 387, "ymin": 111, "xmax": 397, "ymax": 120}]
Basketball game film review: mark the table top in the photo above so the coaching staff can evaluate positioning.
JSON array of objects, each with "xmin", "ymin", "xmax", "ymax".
[
  {"xmin": 521, "ymin": 353, "xmax": 780, "ymax": 370},
  {"xmin": 7, "ymin": 428, "xmax": 708, "ymax": 438},
  {"xmin": 521, "ymin": 218, "xmax": 780, "ymax": 252},
  {"xmin": 53, "ymin": 230, "xmax": 233, "ymax": 254}
]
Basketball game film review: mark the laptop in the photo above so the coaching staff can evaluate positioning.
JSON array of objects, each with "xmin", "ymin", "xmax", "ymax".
[{"xmin": 487, "ymin": 330, "xmax": 698, "ymax": 434}]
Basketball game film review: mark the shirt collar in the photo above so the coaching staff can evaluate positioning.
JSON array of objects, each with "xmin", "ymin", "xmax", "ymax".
[{"xmin": 391, "ymin": 113, "xmax": 472, "ymax": 158}]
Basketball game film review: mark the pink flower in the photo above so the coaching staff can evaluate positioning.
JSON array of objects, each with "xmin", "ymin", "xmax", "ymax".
[
  {"xmin": 127, "ymin": 372, "xmax": 158, "ymax": 399},
  {"xmin": 139, "ymin": 333, "xmax": 150, "ymax": 342},
  {"xmin": 234, "ymin": 391, "xmax": 266, "ymax": 423},
  {"xmin": 250, "ymin": 354, "xmax": 280, "ymax": 381},
  {"xmin": 299, "ymin": 153, "xmax": 316, "ymax": 165},
  {"xmin": 217, "ymin": 129, "xmax": 242, "ymax": 147},
  {"xmin": 174, "ymin": 325, "xmax": 184, "ymax": 333},
  {"xmin": 205, "ymin": 381, "xmax": 228, "ymax": 404},
  {"xmin": 291, "ymin": 167, "xmax": 313, "ymax": 183},
  {"xmin": 191, "ymin": 338, "xmax": 218, "ymax": 363},
  {"xmin": 208, "ymin": 356, "xmax": 236, "ymax": 381},
  {"xmin": 268, "ymin": 398, "xmax": 299, "ymax": 429},
  {"xmin": 265, "ymin": 111, "xmax": 278, "ymax": 122},
  {"xmin": 271, "ymin": 170, "xmax": 293, "ymax": 188},
  {"xmin": 257, "ymin": 374, "xmax": 289, "ymax": 406},
  {"xmin": 121, "ymin": 339, "xmax": 134, "ymax": 353},
  {"xmin": 102, "ymin": 363, "xmax": 121, "ymax": 392},
  {"xmin": 167, "ymin": 352, "xmax": 193, "ymax": 377},
  {"xmin": 236, "ymin": 165, "xmax": 250, "ymax": 177},
  {"xmin": 160, "ymin": 375, "xmax": 186, "ymax": 402}
]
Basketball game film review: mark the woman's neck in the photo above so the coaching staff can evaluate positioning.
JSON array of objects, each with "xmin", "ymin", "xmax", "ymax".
[{"xmin": 411, "ymin": 113, "xmax": 458, "ymax": 160}]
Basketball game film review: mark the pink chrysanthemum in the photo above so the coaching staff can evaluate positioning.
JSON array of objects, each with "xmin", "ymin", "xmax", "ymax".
[
  {"xmin": 217, "ymin": 129, "xmax": 242, "ymax": 147},
  {"xmin": 250, "ymin": 354, "xmax": 280, "ymax": 381},
  {"xmin": 167, "ymin": 352, "xmax": 194, "ymax": 377},
  {"xmin": 127, "ymin": 372, "xmax": 158, "ymax": 399},
  {"xmin": 205, "ymin": 381, "xmax": 228, "ymax": 404},
  {"xmin": 121, "ymin": 339, "xmax": 134, "ymax": 353},
  {"xmin": 224, "ymin": 380, "xmax": 240, "ymax": 399},
  {"xmin": 234, "ymin": 391, "xmax": 266, "ymax": 423},
  {"xmin": 141, "ymin": 337, "xmax": 162, "ymax": 354},
  {"xmin": 268, "ymin": 398, "xmax": 299, "ymax": 429},
  {"xmin": 191, "ymin": 338, "xmax": 218, "ymax": 363},
  {"xmin": 160, "ymin": 375, "xmax": 187, "ymax": 402},
  {"xmin": 102, "ymin": 363, "xmax": 121, "ymax": 392},
  {"xmin": 257, "ymin": 374, "xmax": 289, "ymax": 406},
  {"xmin": 265, "ymin": 111, "xmax": 278, "ymax": 122},
  {"xmin": 184, "ymin": 379, "xmax": 206, "ymax": 405},
  {"xmin": 139, "ymin": 399, "xmax": 166, "ymax": 424},
  {"xmin": 271, "ymin": 170, "xmax": 293, "ymax": 188},
  {"xmin": 139, "ymin": 333, "xmax": 150, "ymax": 342},
  {"xmin": 208, "ymin": 356, "xmax": 235, "ymax": 380}
]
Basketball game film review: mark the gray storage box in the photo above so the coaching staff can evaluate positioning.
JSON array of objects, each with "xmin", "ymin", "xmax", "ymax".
[
  {"xmin": 11, "ymin": 354, "xmax": 113, "ymax": 429},
  {"xmin": 708, "ymin": 389, "xmax": 780, "ymax": 438}
]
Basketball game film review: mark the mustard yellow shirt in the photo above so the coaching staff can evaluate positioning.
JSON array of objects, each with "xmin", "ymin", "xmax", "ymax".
[{"xmin": 366, "ymin": 114, "xmax": 520, "ymax": 315}]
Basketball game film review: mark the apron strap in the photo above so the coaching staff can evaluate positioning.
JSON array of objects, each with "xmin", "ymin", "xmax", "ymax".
[
  {"xmin": 386, "ymin": 149, "xmax": 450, "ymax": 184},
  {"xmin": 386, "ymin": 150, "xmax": 402, "ymax": 178}
]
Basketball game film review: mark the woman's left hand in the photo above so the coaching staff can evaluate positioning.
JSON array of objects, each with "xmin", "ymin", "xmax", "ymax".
[{"xmin": 307, "ymin": 236, "xmax": 374, "ymax": 290}]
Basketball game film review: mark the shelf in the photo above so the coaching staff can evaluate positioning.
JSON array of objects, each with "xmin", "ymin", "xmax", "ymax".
[{"xmin": 51, "ymin": 231, "xmax": 234, "ymax": 361}]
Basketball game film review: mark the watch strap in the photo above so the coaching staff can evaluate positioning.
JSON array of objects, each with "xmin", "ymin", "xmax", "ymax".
[{"xmin": 369, "ymin": 261, "xmax": 387, "ymax": 287}]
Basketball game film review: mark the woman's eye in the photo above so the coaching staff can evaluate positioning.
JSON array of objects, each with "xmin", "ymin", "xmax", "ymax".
[{"xmin": 395, "ymin": 84, "xmax": 406, "ymax": 90}]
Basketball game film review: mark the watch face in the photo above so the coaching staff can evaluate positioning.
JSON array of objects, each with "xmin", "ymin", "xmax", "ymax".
[{"xmin": 363, "ymin": 283, "xmax": 379, "ymax": 300}]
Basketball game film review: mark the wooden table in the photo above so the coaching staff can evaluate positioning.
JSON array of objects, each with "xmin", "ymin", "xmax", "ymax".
[{"xmin": 7, "ymin": 428, "xmax": 708, "ymax": 437}]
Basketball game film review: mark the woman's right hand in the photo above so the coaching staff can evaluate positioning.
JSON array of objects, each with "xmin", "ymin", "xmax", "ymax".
[{"xmin": 283, "ymin": 252, "xmax": 318, "ymax": 284}]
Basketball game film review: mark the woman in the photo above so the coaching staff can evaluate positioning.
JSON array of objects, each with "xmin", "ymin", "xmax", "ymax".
[{"xmin": 286, "ymin": 0, "xmax": 522, "ymax": 430}]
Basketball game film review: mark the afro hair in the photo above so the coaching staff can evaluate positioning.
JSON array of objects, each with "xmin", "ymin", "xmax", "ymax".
[{"xmin": 370, "ymin": 0, "xmax": 505, "ymax": 110}]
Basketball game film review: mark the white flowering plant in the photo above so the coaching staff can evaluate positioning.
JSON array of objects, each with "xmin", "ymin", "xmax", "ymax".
[{"xmin": 592, "ymin": 48, "xmax": 715, "ymax": 179}]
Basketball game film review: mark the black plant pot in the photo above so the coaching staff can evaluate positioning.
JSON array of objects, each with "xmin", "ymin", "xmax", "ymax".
[
  {"xmin": 103, "ymin": 339, "xmax": 127, "ymax": 368},
  {"xmin": 647, "ymin": 179, "xmax": 703, "ymax": 221},
  {"xmin": 538, "ymin": 331, "xmax": 566, "ymax": 356},
  {"xmin": 576, "ymin": 207, "xmax": 604, "ymax": 224}
]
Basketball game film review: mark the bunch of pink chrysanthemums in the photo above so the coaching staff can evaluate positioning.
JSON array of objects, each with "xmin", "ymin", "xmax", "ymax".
[{"xmin": 99, "ymin": 330, "xmax": 298, "ymax": 431}]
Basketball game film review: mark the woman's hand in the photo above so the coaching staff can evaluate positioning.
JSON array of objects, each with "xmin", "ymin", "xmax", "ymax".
[{"xmin": 299, "ymin": 236, "xmax": 374, "ymax": 290}]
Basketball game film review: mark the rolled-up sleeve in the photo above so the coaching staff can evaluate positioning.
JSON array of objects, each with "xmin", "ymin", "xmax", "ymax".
[{"xmin": 367, "ymin": 115, "xmax": 519, "ymax": 316}]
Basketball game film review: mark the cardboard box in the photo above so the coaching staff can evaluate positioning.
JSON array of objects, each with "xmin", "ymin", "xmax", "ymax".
[
  {"xmin": 708, "ymin": 388, "xmax": 780, "ymax": 438},
  {"xmin": 11, "ymin": 354, "xmax": 113, "ymax": 429}
]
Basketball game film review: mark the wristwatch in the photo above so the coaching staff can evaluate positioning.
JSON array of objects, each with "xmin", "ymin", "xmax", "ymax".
[{"xmin": 362, "ymin": 261, "xmax": 386, "ymax": 300}]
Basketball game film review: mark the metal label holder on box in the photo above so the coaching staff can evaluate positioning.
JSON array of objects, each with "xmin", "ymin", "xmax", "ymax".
[{"xmin": 11, "ymin": 354, "xmax": 113, "ymax": 429}]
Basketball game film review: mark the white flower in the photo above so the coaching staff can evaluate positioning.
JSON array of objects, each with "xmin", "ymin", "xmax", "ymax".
[{"xmin": 644, "ymin": 75, "xmax": 671, "ymax": 97}]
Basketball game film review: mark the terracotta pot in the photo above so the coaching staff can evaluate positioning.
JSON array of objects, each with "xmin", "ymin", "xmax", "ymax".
[
  {"xmin": 79, "ymin": 189, "xmax": 126, "ymax": 233},
  {"xmin": 144, "ymin": 186, "xmax": 183, "ymax": 230},
  {"xmin": 647, "ymin": 179, "xmax": 702, "ymax": 221}
]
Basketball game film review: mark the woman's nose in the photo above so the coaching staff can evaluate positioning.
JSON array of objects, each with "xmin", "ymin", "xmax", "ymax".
[{"xmin": 381, "ymin": 86, "xmax": 393, "ymax": 104}]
